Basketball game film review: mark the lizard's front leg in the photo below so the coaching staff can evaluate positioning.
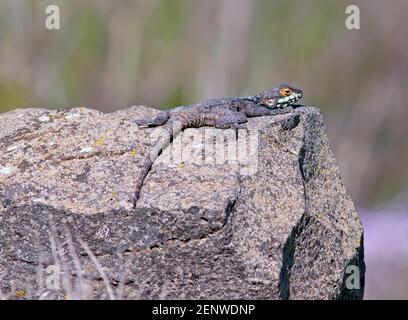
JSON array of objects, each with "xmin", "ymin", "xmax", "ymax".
[
  {"xmin": 243, "ymin": 105, "xmax": 295, "ymax": 118},
  {"xmin": 214, "ymin": 111, "xmax": 248, "ymax": 129}
]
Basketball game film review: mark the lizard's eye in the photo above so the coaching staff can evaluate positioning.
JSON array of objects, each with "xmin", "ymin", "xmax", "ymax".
[{"xmin": 279, "ymin": 88, "xmax": 293, "ymax": 96}]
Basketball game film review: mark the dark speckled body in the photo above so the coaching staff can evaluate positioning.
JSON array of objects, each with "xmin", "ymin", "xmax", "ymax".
[{"xmin": 133, "ymin": 84, "xmax": 303, "ymax": 207}]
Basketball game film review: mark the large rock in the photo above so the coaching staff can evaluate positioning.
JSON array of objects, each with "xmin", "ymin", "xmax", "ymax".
[{"xmin": 0, "ymin": 105, "xmax": 365, "ymax": 299}]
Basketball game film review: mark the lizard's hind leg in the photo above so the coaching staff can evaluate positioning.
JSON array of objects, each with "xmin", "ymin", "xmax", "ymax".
[{"xmin": 134, "ymin": 111, "xmax": 170, "ymax": 127}]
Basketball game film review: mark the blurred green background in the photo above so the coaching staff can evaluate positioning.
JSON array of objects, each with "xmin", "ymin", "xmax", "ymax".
[{"xmin": 0, "ymin": 0, "xmax": 407, "ymax": 299}]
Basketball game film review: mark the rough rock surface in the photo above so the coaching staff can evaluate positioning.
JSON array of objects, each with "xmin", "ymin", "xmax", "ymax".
[{"xmin": 0, "ymin": 105, "xmax": 365, "ymax": 299}]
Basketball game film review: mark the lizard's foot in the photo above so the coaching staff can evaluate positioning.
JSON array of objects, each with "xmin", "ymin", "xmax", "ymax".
[
  {"xmin": 279, "ymin": 114, "xmax": 300, "ymax": 133},
  {"xmin": 268, "ymin": 106, "xmax": 295, "ymax": 116},
  {"xmin": 134, "ymin": 111, "xmax": 170, "ymax": 128}
]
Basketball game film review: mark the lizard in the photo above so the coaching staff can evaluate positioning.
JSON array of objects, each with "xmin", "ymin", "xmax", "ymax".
[{"xmin": 132, "ymin": 83, "xmax": 303, "ymax": 208}]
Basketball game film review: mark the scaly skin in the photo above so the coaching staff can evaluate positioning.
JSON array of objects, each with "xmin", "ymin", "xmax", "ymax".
[{"xmin": 133, "ymin": 83, "xmax": 303, "ymax": 208}]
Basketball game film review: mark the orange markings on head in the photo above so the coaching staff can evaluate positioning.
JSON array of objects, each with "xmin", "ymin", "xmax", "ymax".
[{"xmin": 279, "ymin": 88, "xmax": 293, "ymax": 97}]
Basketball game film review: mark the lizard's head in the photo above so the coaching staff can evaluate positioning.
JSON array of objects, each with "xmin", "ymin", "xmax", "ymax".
[{"xmin": 259, "ymin": 84, "xmax": 303, "ymax": 108}]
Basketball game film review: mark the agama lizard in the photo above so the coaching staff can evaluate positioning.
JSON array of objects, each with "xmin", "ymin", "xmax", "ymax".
[{"xmin": 133, "ymin": 84, "xmax": 303, "ymax": 208}]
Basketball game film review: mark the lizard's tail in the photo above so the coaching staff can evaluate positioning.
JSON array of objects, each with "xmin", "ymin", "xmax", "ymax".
[
  {"xmin": 133, "ymin": 124, "xmax": 174, "ymax": 209},
  {"xmin": 133, "ymin": 156, "xmax": 154, "ymax": 209}
]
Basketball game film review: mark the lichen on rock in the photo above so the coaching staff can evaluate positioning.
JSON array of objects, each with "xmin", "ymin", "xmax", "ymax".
[{"xmin": 0, "ymin": 105, "xmax": 365, "ymax": 299}]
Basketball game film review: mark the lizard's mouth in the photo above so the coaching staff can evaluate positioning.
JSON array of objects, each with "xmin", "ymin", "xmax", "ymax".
[{"xmin": 276, "ymin": 92, "xmax": 302, "ymax": 108}]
